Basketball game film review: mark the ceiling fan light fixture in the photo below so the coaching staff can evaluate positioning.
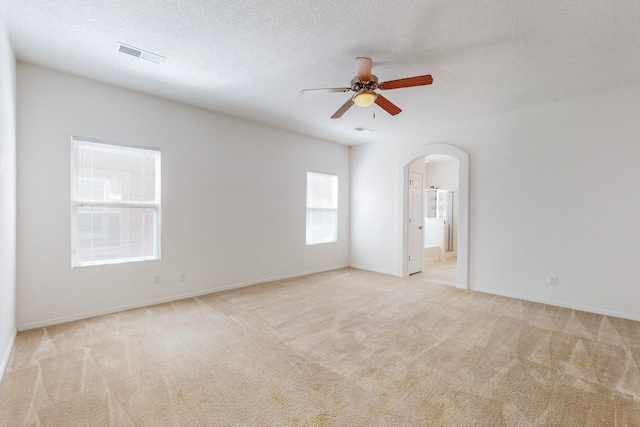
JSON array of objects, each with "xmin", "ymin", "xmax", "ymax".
[{"xmin": 353, "ymin": 90, "xmax": 378, "ymax": 107}]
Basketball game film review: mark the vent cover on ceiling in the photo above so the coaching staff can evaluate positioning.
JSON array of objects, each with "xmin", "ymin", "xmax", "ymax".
[
  {"xmin": 117, "ymin": 42, "xmax": 165, "ymax": 64},
  {"xmin": 354, "ymin": 127, "xmax": 374, "ymax": 133}
]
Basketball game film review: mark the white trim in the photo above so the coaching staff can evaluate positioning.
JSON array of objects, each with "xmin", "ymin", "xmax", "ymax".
[
  {"xmin": 72, "ymin": 200, "xmax": 160, "ymax": 208},
  {"xmin": 72, "ymin": 255, "xmax": 160, "ymax": 268},
  {"xmin": 0, "ymin": 329, "xmax": 17, "ymax": 383},
  {"xmin": 71, "ymin": 137, "xmax": 162, "ymax": 268},
  {"xmin": 72, "ymin": 135, "xmax": 160, "ymax": 152},
  {"xmin": 472, "ymin": 287, "xmax": 640, "ymax": 323},
  {"xmin": 348, "ymin": 264, "xmax": 402, "ymax": 277},
  {"xmin": 407, "ymin": 170, "xmax": 424, "ymax": 275},
  {"xmin": 17, "ymin": 265, "xmax": 349, "ymax": 331},
  {"xmin": 398, "ymin": 144, "xmax": 470, "ymax": 289},
  {"xmin": 306, "ymin": 172, "xmax": 339, "ymax": 245}
]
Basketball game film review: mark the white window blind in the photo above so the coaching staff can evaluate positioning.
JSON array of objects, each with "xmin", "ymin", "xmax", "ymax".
[
  {"xmin": 306, "ymin": 172, "xmax": 338, "ymax": 245},
  {"xmin": 71, "ymin": 137, "xmax": 161, "ymax": 267}
]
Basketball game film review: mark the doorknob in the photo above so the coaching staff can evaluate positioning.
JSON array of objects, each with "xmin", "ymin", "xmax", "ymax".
[{"xmin": 419, "ymin": 226, "xmax": 423, "ymax": 229}]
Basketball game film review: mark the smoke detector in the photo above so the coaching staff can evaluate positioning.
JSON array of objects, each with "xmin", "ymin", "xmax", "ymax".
[{"xmin": 116, "ymin": 42, "xmax": 165, "ymax": 64}]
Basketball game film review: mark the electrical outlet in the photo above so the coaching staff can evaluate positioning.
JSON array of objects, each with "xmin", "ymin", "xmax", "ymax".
[
  {"xmin": 179, "ymin": 272, "xmax": 186, "ymax": 282},
  {"xmin": 548, "ymin": 276, "xmax": 557, "ymax": 286},
  {"xmin": 153, "ymin": 274, "xmax": 160, "ymax": 284}
]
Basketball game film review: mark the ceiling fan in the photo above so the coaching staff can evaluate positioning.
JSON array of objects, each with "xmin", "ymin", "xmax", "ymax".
[{"xmin": 301, "ymin": 57, "xmax": 433, "ymax": 119}]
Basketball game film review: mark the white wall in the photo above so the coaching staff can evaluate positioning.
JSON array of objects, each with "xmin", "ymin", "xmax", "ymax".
[
  {"xmin": 17, "ymin": 63, "xmax": 350, "ymax": 329},
  {"xmin": 0, "ymin": 18, "xmax": 17, "ymax": 380},
  {"xmin": 349, "ymin": 144, "xmax": 399, "ymax": 276},
  {"xmin": 351, "ymin": 84, "xmax": 640, "ymax": 321},
  {"xmin": 409, "ymin": 157, "xmax": 425, "ymax": 175},
  {"xmin": 424, "ymin": 158, "xmax": 458, "ymax": 192}
]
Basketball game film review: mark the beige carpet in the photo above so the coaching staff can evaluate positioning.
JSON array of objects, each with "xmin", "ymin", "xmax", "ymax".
[{"xmin": 1, "ymin": 268, "xmax": 640, "ymax": 426}]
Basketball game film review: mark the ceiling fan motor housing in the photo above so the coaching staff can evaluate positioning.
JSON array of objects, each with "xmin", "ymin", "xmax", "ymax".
[{"xmin": 350, "ymin": 75, "xmax": 378, "ymax": 92}]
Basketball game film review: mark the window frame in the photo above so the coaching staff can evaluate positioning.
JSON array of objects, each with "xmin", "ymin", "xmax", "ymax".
[
  {"xmin": 71, "ymin": 137, "xmax": 161, "ymax": 267},
  {"xmin": 306, "ymin": 171, "xmax": 338, "ymax": 245}
]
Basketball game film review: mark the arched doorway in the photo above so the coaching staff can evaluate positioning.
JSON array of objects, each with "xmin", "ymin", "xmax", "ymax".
[{"xmin": 397, "ymin": 144, "xmax": 469, "ymax": 289}]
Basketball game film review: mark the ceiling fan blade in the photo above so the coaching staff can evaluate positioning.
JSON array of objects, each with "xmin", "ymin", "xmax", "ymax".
[
  {"xmin": 379, "ymin": 74, "xmax": 433, "ymax": 90},
  {"xmin": 374, "ymin": 94, "xmax": 402, "ymax": 116},
  {"xmin": 356, "ymin": 57, "xmax": 372, "ymax": 82},
  {"xmin": 331, "ymin": 98, "xmax": 355, "ymax": 119},
  {"xmin": 301, "ymin": 87, "xmax": 351, "ymax": 94}
]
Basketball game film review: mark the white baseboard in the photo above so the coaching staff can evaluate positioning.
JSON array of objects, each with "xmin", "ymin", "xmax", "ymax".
[
  {"xmin": 17, "ymin": 265, "xmax": 350, "ymax": 331},
  {"xmin": 0, "ymin": 329, "xmax": 17, "ymax": 384},
  {"xmin": 348, "ymin": 264, "xmax": 401, "ymax": 277},
  {"xmin": 472, "ymin": 286, "xmax": 640, "ymax": 322}
]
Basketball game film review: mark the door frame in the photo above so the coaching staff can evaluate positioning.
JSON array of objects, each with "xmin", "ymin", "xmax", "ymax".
[
  {"xmin": 407, "ymin": 170, "xmax": 424, "ymax": 275},
  {"xmin": 398, "ymin": 144, "xmax": 470, "ymax": 289}
]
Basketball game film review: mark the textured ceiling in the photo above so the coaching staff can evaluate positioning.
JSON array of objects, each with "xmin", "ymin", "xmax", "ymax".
[{"xmin": 2, "ymin": 0, "xmax": 640, "ymax": 146}]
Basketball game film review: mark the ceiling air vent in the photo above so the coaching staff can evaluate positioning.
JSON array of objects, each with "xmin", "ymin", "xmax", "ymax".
[
  {"xmin": 117, "ymin": 42, "xmax": 165, "ymax": 64},
  {"xmin": 354, "ymin": 127, "xmax": 374, "ymax": 133}
]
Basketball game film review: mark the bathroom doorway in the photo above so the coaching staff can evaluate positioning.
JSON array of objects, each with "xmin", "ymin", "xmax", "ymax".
[
  {"xmin": 400, "ymin": 144, "xmax": 469, "ymax": 289},
  {"xmin": 422, "ymin": 155, "xmax": 458, "ymax": 285}
]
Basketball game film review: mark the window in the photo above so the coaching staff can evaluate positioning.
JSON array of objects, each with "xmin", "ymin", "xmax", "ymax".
[
  {"xmin": 71, "ymin": 137, "xmax": 161, "ymax": 267},
  {"xmin": 306, "ymin": 172, "xmax": 338, "ymax": 245}
]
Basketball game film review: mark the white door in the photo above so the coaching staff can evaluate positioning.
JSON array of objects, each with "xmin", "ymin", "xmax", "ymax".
[{"xmin": 407, "ymin": 171, "xmax": 423, "ymax": 274}]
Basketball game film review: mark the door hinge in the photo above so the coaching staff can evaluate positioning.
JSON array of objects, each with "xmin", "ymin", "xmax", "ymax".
[{"xmin": 408, "ymin": 256, "xmax": 411, "ymax": 261}]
